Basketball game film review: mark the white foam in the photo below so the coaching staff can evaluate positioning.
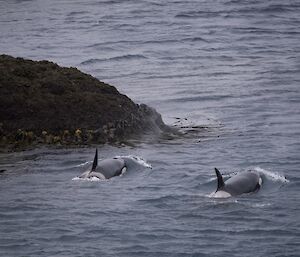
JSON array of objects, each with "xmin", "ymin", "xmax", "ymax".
[
  {"xmin": 75, "ymin": 161, "xmax": 91, "ymax": 167},
  {"xmin": 252, "ymin": 203, "xmax": 272, "ymax": 208},
  {"xmin": 71, "ymin": 176, "xmax": 104, "ymax": 182},
  {"xmin": 254, "ymin": 167, "xmax": 289, "ymax": 183},
  {"xmin": 115, "ymin": 155, "xmax": 152, "ymax": 169},
  {"xmin": 206, "ymin": 177, "xmax": 217, "ymax": 183},
  {"xmin": 120, "ymin": 166, "xmax": 127, "ymax": 175}
]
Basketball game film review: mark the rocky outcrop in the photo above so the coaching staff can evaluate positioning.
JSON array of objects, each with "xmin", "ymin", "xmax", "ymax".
[{"xmin": 0, "ymin": 54, "xmax": 170, "ymax": 150}]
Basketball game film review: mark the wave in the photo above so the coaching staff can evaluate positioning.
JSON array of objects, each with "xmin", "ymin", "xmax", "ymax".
[
  {"xmin": 182, "ymin": 36, "xmax": 209, "ymax": 43},
  {"xmin": 67, "ymin": 11, "xmax": 89, "ymax": 16},
  {"xmin": 115, "ymin": 155, "xmax": 152, "ymax": 169},
  {"xmin": 167, "ymin": 94, "xmax": 232, "ymax": 104},
  {"xmin": 175, "ymin": 3, "xmax": 298, "ymax": 21},
  {"xmin": 94, "ymin": 0, "xmax": 124, "ymax": 5},
  {"xmin": 80, "ymin": 58, "xmax": 102, "ymax": 65},
  {"xmin": 175, "ymin": 11, "xmax": 222, "ymax": 19},
  {"xmin": 80, "ymin": 54, "xmax": 147, "ymax": 65},
  {"xmin": 72, "ymin": 176, "xmax": 105, "ymax": 182},
  {"xmin": 205, "ymin": 193, "xmax": 272, "ymax": 208},
  {"xmin": 74, "ymin": 161, "xmax": 91, "ymax": 167},
  {"xmin": 253, "ymin": 167, "xmax": 289, "ymax": 183}
]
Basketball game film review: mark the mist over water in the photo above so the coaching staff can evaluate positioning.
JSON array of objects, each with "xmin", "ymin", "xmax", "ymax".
[{"xmin": 0, "ymin": 0, "xmax": 300, "ymax": 256}]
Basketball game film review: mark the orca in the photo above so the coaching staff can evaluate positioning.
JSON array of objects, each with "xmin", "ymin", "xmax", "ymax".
[
  {"xmin": 213, "ymin": 168, "xmax": 262, "ymax": 198},
  {"xmin": 78, "ymin": 149, "xmax": 126, "ymax": 179},
  {"xmin": 78, "ymin": 149, "xmax": 151, "ymax": 180}
]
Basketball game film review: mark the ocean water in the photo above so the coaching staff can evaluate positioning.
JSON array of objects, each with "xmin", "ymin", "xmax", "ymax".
[{"xmin": 0, "ymin": 0, "xmax": 300, "ymax": 256}]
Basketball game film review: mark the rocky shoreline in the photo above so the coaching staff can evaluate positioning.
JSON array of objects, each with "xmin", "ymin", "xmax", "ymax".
[{"xmin": 0, "ymin": 55, "xmax": 171, "ymax": 151}]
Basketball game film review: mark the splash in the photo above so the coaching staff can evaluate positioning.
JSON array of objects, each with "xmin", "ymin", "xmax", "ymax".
[
  {"xmin": 206, "ymin": 192, "xmax": 238, "ymax": 202},
  {"xmin": 72, "ymin": 176, "xmax": 104, "ymax": 182},
  {"xmin": 75, "ymin": 161, "xmax": 91, "ymax": 167},
  {"xmin": 253, "ymin": 167, "xmax": 289, "ymax": 183},
  {"xmin": 115, "ymin": 155, "xmax": 152, "ymax": 169},
  {"xmin": 208, "ymin": 191, "xmax": 231, "ymax": 199},
  {"xmin": 251, "ymin": 203, "xmax": 272, "ymax": 208}
]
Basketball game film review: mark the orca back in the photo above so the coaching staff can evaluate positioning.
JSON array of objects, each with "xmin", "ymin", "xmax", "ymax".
[
  {"xmin": 95, "ymin": 158, "xmax": 125, "ymax": 179},
  {"xmin": 224, "ymin": 172, "xmax": 261, "ymax": 196}
]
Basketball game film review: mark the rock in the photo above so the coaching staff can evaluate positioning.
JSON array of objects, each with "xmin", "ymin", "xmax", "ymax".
[{"xmin": 0, "ymin": 54, "xmax": 171, "ymax": 151}]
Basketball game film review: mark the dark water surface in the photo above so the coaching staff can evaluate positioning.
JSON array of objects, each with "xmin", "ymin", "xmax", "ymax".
[{"xmin": 0, "ymin": 0, "xmax": 300, "ymax": 256}]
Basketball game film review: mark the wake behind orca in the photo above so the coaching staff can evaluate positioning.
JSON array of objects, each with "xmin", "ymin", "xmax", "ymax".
[{"xmin": 212, "ymin": 168, "xmax": 262, "ymax": 198}]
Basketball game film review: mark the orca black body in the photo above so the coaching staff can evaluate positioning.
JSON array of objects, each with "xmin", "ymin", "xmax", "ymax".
[
  {"xmin": 77, "ymin": 149, "xmax": 152, "ymax": 180},
  {"xmin": 79, "ymin": 149, "xmax": 126, "ymax": 179},
  {"xmin": 213, "ymin": 168, "xmax": 262, "ymax": 198}
]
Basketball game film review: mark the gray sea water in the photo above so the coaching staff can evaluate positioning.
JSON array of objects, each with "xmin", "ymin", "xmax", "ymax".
[{"xmin": 0, "ymin": 0, "xmax": 300, "ymax": 256}]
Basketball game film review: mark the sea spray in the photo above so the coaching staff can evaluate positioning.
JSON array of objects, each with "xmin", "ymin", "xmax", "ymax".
[
  {"xmin": 115, "ymin": 155, "xmax": 152, "ymax": 169},
  {"xmin": 254, "ymin": 167, "xmax": 289, "ymax": 183}
]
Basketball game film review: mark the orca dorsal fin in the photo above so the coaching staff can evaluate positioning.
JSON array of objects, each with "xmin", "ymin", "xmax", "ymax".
[
  {"xmin": 91, "ymin": 149, "xmax": 98, "ymax": 171},
  {"xmin": 215, "ymin": 168, "xmax": 225, "ymax": 191}
]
